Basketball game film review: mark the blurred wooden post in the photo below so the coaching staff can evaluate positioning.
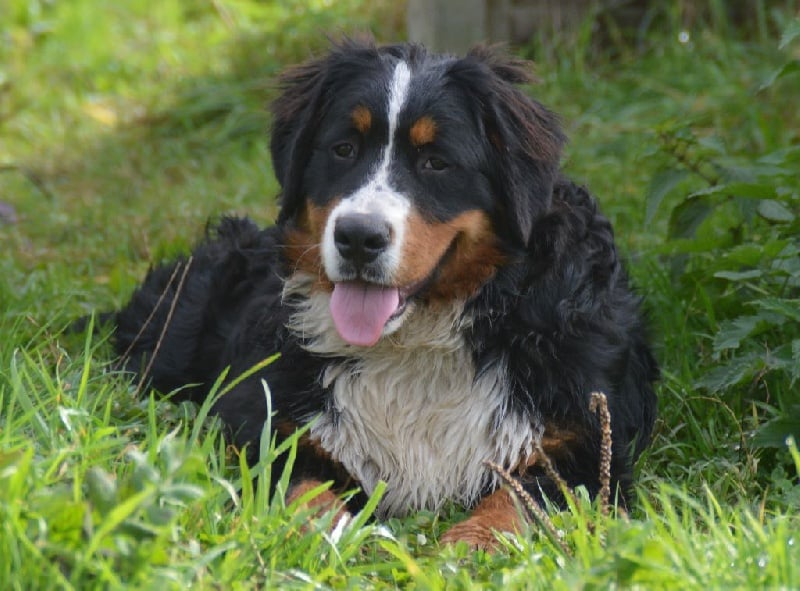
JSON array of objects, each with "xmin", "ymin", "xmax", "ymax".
[
  {"xmin": 407, "ymin": 0, "xmax": 497, "ymax": 54},
  {"xmin": 406, "ymin": 0, "xmax": 604, "ymax": 53}
]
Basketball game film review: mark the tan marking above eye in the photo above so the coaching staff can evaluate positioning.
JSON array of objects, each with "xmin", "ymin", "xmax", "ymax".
[
  {"xmin": 351, "ymin": 105, "xmax": 372, "ymax": 134},
  {"xmin": 409, "ymin": 116, "xmax": 437, "ymax": 147}
]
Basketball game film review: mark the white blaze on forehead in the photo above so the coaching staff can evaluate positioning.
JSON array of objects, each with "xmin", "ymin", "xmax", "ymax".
[
  {"xmin": 322, "ymin": 61, "xmax": 414, "ymax": 283},
  {"xmin": 376, "ymin": 60, "xmax": 412, "ymax": 185}
]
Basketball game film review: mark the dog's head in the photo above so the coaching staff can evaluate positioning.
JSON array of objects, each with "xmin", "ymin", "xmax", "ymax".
[{"xmin": 271, "ymin": 39, "xmax": 564, "ymax": 346}]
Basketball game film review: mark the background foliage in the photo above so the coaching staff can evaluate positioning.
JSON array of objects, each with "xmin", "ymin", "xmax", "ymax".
[{"xmin": 1, "ymin": 0, "xmax": 798, "ymax": 588}]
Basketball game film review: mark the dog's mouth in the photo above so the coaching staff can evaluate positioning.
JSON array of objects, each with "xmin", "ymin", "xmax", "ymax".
[
  {"xmin": 328, "ymin": 239, "xmax": 459, "ymax": 347},
  {"xmin": 329, "ymin": 280, "xmax": 420, "ymax": 347}
]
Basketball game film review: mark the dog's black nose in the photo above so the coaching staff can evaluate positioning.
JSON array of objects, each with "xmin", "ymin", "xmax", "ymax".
[{"xmin": 334, "ymin": 213, "xmax": 392, "ymax": 267}]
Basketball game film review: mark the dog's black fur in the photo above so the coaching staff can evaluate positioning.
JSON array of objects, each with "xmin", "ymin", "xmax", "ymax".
[{"xmin": 114, "ymin": 40, "xmax": 658, "ymax": 542}]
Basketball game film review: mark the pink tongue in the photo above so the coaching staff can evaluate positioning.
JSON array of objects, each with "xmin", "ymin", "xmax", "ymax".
[{"xmin": 330, "ymin": 283, "xmax": 401, "ymax": 346}]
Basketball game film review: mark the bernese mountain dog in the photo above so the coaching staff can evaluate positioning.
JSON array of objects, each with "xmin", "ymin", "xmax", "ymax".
[{"xmin": 114, "ymin": 39, "xmax": 658, "ymax": 549}]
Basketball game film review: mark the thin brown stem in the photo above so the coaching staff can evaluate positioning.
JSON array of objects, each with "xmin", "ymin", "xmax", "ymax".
[
  {"xmin": 134, "ymin": 256, "xmax": 194, "ymax": 397},
  {"xmin": 589, "ymin": 391, "xmax": 613, "ymax": 516},
  {"xmin": 484, "ymin": 460, "xmax": 571, "ymax": 555},
  {"xmin": 120, "ymin": 261, "xmax": 184, "ymax": 363}
]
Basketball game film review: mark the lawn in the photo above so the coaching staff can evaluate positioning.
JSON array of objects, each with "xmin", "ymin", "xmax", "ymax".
[{"xmin": 1, "ymin": 0, "xmax": 799, "ymax": 588}]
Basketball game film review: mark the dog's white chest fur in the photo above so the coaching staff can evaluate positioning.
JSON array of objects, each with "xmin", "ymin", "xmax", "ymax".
[
  {"xmin": 285, "ymin": 276, "xmax": 542, "ymax": 518},
  {"xmin": 313, "ymin": 343, "xmax": 539, "ymax": 517}
]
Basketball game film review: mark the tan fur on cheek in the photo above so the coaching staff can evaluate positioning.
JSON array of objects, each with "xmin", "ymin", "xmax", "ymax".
[
  {"xmin": 439, "ymin": 488, "xmax": 522, "ymax": 551},
  {"xmin": 284, "ymin": 200, "xmax": 339, "ymax": 291},
  {"xmin": 395, "ymin": 210, "xmax": 455, "ymax": 287},
  {"xmin": 397, "ymin": 210, "xmax": 504, "ymax": 300}
]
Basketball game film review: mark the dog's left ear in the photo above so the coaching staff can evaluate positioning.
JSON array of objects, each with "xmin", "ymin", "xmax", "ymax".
[{"xmin": 449, "ymin": 47, "xmax": 565, "ymax": 247}]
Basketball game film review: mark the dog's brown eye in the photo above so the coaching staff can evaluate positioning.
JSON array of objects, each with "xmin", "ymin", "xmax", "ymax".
[
  {"xmin": 333, "ymin": 142, "xmax": 355, "ymax": 159},
  {"xmin": 423, "ymin": 157, "xmax": 448, "ymax": 171}
]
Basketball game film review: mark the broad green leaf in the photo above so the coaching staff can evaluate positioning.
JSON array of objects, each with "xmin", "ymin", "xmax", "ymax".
[
  {"xmin": 697, "ymin": 353, "xmax": 761, "ymax": 393},
  {"xmin": 713, "ymin": 315, "xmax": 762, "ymax": 353},
  {"xmin": 724, "ymin": 239, "xmax": 797, "ymax": 268},
  {"xmin": 757, "ymin": 199, "xmax": 796, "ymax": 223},
  {"xmin": 752, "ymin": 406, "xmax": 800, "ymax": 448},
  {"xmin": 723, "ymin": 243, "xmax": 766, "ymax": 266},
  {"xmin": 758, "ymin": 145, "xmax": 800, "ymax": 166},
  {"xmin": 779, "ymin": 19, "xmax": 800, "ymax": 49},
  {"xmin": 696, "ymin": 135, "xmax": 727, "ymax": 155},
  {"xmin": 145, "ymin": 505, "xmax": 175, "ymax": 526},
  {"xmin": 754, "ymin": 298, "xmax": 800, "ymax": 322},
  {"xmin": 793, "ymin": 339, "xmax": 800, "ymax": 384},
  {"xmin": 759, "ymin": 60, "xmax": 800, "ymax": 91},
  {"xmin": 645, "ymin": 169, "xmax": 689, "ymax": 223},
  {"xmin": 668, "ymin": 194, "xmax": 713, "ymax": 239},
  {"xmin": 713, "ymin": 270, "xmax": 762, "ymax": 281},
  {"xmin": 85, "ymin": 466, "xmax": 119, "ymax": 514},
  {"xmin": 728, "ymin": 182, "xmax": 779, "ymax": 199}
]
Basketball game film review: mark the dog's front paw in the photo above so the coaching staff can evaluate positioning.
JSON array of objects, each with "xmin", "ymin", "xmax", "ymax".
[
  {"xmin": 440, "ymin": 518, "xmax": 504, "ymax": 551},
  {"xmin": 286, "ymin": 479, "xmax": 351, "ymax": 530},
  {"xmin": 440, "ymin": 488, "xmax": 522, "ymax": 552}
]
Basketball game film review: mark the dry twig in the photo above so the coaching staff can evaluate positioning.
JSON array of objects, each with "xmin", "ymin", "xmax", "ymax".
[
  {"xmin": 532, "ymin": 442, "xmax": 580, "ymax": 511},
  {"xmin": 134, "ymin": 256, "xmax": 194, "ymax": 397},
  {"xmin": 589, "ymin": 391, "xmax": 613, "ymax": 515},
  {"xmin": 0, "ymin": 164, "xmax": 54, "ymax": 200},
  {"xmin": 120, "ymin": 260, "xmax": 185, "ymax": 363},
  {"xmin": 486, "ymin": 390, "xmax": 617, "ymax": 548},
  {"xmin": 484, "ymin": 460, "xmax": 571, "ymax": 555}
]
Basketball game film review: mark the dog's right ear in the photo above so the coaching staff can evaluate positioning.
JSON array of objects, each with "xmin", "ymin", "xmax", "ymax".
[
  {"xmin": 271, "ymin": 37, "xmax": 380, "ymax": 225},
  {"xmin": 270, "ymin": 55, "xmax": 328, "ymax": 225}
]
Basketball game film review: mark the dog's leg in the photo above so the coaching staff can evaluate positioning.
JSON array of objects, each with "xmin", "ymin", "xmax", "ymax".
[
  {"xmin": 286, "ymin": 479, "xmax": 352, "ymax": 530},
  {"xmin": 439, "ymin": 488, "xmax": 522, "ymax": 551}
]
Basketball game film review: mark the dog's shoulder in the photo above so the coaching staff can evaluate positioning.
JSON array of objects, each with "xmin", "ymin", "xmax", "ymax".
[{"xmin": 467, "ymin": 178, "xmax": 654, "ymax": 426}]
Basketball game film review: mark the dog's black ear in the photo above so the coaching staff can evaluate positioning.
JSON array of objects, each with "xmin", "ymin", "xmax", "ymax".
[
  {"xmin": 449, "ymin": 46, "xmax": 565, "ymax": 247},
  {"xmin": 270, "ymin": 36, "xmax": 381, "ymax": 225},
  {"xmin": 270, "ymin": 54, "xmax": 329, "ymax": 224}
]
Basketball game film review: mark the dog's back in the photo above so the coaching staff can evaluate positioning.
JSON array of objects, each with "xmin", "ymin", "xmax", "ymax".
[{"xmin": 115, "ymin": 218, "xmax": 285, "ymax": 402}]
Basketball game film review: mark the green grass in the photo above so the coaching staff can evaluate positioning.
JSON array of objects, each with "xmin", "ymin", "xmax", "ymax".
[{"xmin": 2, "ymin": 0, "xmax": 799, "ymax": 588}]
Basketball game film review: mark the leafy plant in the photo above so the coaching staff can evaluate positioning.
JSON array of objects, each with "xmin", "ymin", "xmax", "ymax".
[{"xmin": 646, "ymin": 18, "xmax": 800, "ymax": 457}]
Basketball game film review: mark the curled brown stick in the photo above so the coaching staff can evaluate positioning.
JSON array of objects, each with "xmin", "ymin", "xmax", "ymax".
[
  {"xmin": 484, "ymin": 460, "xmax": 572, "ymax": 555},
  {"xmin": 485, "ymin": 390, "xmax": 617, "ymax": 549},
  {"xmin": 532, "ymin": 442, "xmax": 580, "ymax": 512},
  {"xmin": 589, "ymin": 391, "xmax": 613, "ymax": 516}
]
